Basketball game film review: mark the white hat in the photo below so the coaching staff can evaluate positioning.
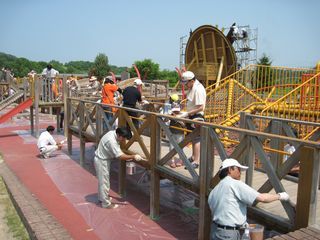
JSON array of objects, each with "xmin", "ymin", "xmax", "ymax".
[
  {"xmin": 134, "ymin": 78, "xmax": 143, "ymax": 85},
  {"xmin": 181, "ymin": 71, "xmax": 195, "ymax": 82},
  {"xmin": 219, "ymin": 158, "xmax": 248, "ymax": 171},
  {"xmin": 172, "ymin": 106, "xmax": 181, "ymax": 112},
  {"xmin": 89, "ymin": 76, "xmax": 97, "ymax": 81}
]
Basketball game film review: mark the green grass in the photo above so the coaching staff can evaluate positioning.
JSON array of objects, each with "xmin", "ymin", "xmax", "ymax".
[{"xmin": 0, "ymin": 177, "xmax": 30, "ymax": 240}]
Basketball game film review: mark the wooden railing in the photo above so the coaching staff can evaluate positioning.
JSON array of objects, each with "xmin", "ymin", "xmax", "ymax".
[{"xmin": 66, "ymin": 98, "xmax": 320, "ymax": 239}]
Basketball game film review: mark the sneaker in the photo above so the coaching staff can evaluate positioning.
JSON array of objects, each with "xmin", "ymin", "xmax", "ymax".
[
  {"xmin": 102, "ymin": 203, "xmax": 118, "ymax": 209},
  {"xmin": 40, "ymin": 154, "xmax": 49, "ymax": 159},
  {"xmin": 184, "ymin": 162, "xmax": 199, "ymax": 169}
]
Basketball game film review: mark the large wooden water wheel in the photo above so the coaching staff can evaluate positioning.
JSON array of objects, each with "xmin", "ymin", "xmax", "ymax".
[{"xmin": 185, "ymin": 25, "xmax": 237, "ymax": 87}]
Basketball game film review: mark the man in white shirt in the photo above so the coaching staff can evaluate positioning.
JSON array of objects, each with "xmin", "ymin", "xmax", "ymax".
[
  {"xmin": 179, "ymin": 71, "xmax": 206, "ymax": 168},
  {"xmin": 94, "ymin": 127, "xmax": 143, "ymax": 209},
  {"xmin": 37, "ymin": 126, "xmax": 62, "ymax": 159},
  {"xmin": 208, "ymin": 158, "xmax": 290, "ymax": 240},
  {"xmin": 41, "ymin": 64, "xmax": 59, "ymax": 78}
]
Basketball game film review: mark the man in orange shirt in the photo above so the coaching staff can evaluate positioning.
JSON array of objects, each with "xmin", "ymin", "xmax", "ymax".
[{"xmin": 101, "ymin": 76, "xmax": 122, "ymax": 124}]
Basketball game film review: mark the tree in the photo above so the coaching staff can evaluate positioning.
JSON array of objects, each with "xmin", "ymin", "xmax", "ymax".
[
  {"xmin": 255, "ymin": 53, "xmax": 273, "ymax": 89},
  {"xmin": 90, "ymin": 53, "xmax": 110, "ymax": 81},
  {"xmin": 129, "ymin": 59, "xmax": 160, "ymax": 80}
]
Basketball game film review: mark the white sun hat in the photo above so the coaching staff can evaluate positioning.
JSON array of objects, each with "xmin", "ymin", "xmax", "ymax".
[{"xmin": 219, "ymin": 158, "xmax": 248, "ymax": 171}]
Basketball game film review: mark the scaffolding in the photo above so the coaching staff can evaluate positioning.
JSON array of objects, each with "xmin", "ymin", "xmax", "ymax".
[
  {"xmin": 179, "ymin": 35, "xmax": 187, "ymax": 70},
  {"xmin": 232, "ymin": 25, "xmax": 258, "ymax": 69},
  {"xmin": 179, "ymin": 25, "xmax": 258, "ymax": 70}
]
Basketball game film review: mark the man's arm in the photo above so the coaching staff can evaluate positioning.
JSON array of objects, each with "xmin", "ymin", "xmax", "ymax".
[
  {"xmin": 256, "ymin": 192, "xmax": 289, "ymax": 203},
  {"xmin": 118, "ymin": 153, "xmax": 143, "ymax": 161}
]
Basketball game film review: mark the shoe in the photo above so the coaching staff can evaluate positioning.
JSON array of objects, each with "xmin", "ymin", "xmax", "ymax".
[
  {"xmin": 102, "ymin": 203, "xmax": 118, "ymax": 209},
  {"xmin": 192, "ymin": 162, "xmax": 199, "ymax": 169},
  {"xmin": 170, "ymin": 163, "xmax": 176, "ymax": 168},
  {"xmin": 188, "ymin": 157, "xmax": 194, "ymax": 163},
  {"xmin": 40, "ymin": 154, "xmax": 49, "ymax": 159},
  {"xmin": 184, "ymin": 162, "xmax": 199, "ymax": 169},
  {"xmin": 175, "ymin": 159, "xmax": 183, "ymax": 167}
]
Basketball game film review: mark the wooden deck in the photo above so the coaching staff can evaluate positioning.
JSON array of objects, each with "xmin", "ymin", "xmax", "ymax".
[
  {"xmin": 266, "ymin": 226, "xmax": 320, "ymax": 239},
  {"xmin": 101, "ymin": 134, "xmax": 320, "ymax": 227}
]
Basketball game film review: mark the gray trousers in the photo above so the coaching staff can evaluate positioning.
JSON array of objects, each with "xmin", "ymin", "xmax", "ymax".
[
  {"xmin": 94, "ymin": 157, "xmax": 112, "ymax": 207},
  {"xmin": 211, "ymin": 222, "xmax": 240, "ymax": 240}
]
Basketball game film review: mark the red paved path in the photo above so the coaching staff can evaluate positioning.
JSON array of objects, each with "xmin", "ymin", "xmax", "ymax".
[{"xmin": 0, "ymin": 118, "xmax": 197, "ymax": 239}]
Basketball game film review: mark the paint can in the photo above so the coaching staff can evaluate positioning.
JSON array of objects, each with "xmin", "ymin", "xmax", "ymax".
[
  {"xmin": 126, "ymin": 162, "xmax": 136, "ymax": 175},
  {"xmin": 249, "ymin": 224, "xmax": 264, "ymax": 240}
]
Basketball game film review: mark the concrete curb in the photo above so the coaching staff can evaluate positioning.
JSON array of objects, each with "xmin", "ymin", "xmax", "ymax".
[{"xmin": 0, "ymin": 161, "xmax": 72, "ymax": 240}]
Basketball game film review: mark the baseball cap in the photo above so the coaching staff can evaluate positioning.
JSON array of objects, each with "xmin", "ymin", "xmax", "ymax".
[
  {"xmin": 219, "ymin": 158, "xmax": 248, "ymax": 171},
  {"xmin": 171, "ymin": 106, "xmax": 181, "ymax": 112},
  {"xmin": 181, "ymin": 71, "xmax": 195, "ymax": 82},
  {"xmin": 134, "ymin": 78, "xmax": 143, "ymax": 85}
]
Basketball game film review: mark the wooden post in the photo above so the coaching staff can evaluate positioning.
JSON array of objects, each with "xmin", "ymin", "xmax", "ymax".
[
  {"xmin": 118, "ymin": 109, "xmax": 127, "ymax": 197},
  {"xmin": 34, "ymin": 75, "xmax": 40, "ymax": 137},
  {"xmin": 198, "ymin": 126, "xmax": 213, "ymax": 240},
  {"xmin": 96, "ymin": 104, "xmax": 103, "ymax": 146},
  {"xmin": 56, "ymin": 107, "xmax": 61, "ymax": 132},
  {"xmin": 270, "ymin": 120, "xmax": 282, "ymax": 170},
  {"xmin": 79, "ymin": 101, "xmax": 85, "ymax": 167},
  {"xmin": 240, "ymin": 112, "xmax": 254, "ymax": 186},
  {"xmin": 30, "ymin": 105, "xmax": 34, "ymax": 134},
  {"xmin": 295, "ymin": 147, "xmax": 320, "ymax": 229},
  {"xmin": 150, "ymin": 114, "xmax": 160, "ymax": 220},
  {"xmin": 66, "ymin": 98, "xmax": 72, "ymax": 155},
  {"xmin": 63, "ymin": 75, "xmax": 69, "ymax": 137}
]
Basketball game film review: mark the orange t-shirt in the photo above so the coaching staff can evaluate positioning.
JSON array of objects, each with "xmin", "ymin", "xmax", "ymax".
[{"xmin": 102, "ymin": 83, "xmax": 119, "ymax": 112}]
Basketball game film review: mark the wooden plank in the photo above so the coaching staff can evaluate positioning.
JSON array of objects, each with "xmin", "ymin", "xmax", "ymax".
[
  {"xmin": 79, "ymin": 101, "xmax": 85, "ymax": 167},
  {"xmin": 295, "ymin": 147, "xmax": 318, "ymax": 229},
  {"xmin": 270, "ymin": 120, "xmax": 282, "ymax": 170},
  {"xmin": 198, "ymin": 126, "xmax": 212, "ymax": 240},
  {"xmin": 150, "ymin": 114, "xmax": 160, "ymax": 220},
  {"xmin": 34, "ymin": 75, "xmax": 40, "ymax": 137},
  {"xmin": 200, "ymin": 33, "xmax": 206, "ymax": 63},
  {"xmin": 193, "ymin": 40, "xmax": 199, "ymax": 66}
]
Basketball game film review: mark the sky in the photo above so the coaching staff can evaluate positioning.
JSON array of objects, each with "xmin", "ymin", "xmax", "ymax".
[{"xmin": 0, "ymin": 0, "xmax": 319, "ymax": 70}]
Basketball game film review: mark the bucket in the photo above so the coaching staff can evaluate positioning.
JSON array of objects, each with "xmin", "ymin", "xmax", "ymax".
[
  {"xmin": 126, "ymin": 162, "xmax": 136, "ymax": 175},
  {"xmin": 249, "ymin": 224, "xmax": 264, "ymax": 240}
]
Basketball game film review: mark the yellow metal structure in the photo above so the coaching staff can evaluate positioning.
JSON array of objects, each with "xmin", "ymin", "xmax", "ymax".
[{"xmin": 204, "ymin": 64, "xmax": 319, "ymax": 137}]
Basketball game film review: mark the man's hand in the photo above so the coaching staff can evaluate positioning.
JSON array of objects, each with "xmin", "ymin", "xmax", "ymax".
[
  {"xmin": 134, "ymin": 154, "xmax": 143, "ymax": 161},
  {"xmin": 278, "ymin": 192, "xmax": 290, "ymax": 201},
  {"xmin": 57, "ymin": 143, "xmax": 62, "ymax": 150},
  {"xmin": 178, "ymin": 112, "xmax": 189, "ymax": 118}
]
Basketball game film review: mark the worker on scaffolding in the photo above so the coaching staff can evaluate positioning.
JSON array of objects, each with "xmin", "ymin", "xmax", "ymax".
[{"xmin": 208, "ymin": 158, "xmax": 290, "ymax": 240}]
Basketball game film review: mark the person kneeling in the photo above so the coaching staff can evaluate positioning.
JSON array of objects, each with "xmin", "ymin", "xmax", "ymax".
[{"xmin": 37, "ymin": 125, "xmax": 63, "ymax": 159}]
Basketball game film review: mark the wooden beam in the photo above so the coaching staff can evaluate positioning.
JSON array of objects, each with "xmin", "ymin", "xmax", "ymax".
[
  {"xmin": 79, "ymin": 101, "xmax": 85, "ymax": 167},
  {"xmin": 198, "ymin": 126, "xmax": 212, "ymax": 240},
  {"xmin": 295, "ymin": 147, "xmax": 320, "ymax": 229},
  {"xmin": 150, "ymin": 114, "xmax": 160, "ymax": 220}
]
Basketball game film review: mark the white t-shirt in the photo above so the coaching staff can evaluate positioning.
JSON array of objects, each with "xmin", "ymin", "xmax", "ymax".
[
  {"xmin": 95, "ymin": 131, "xmax": 123, "ymax": 160},
  {"xmin": 37, "ymin": 131, "xmax": 56, "ymax": 149},
  {"xmin": 186, "ymin": 79, "xmax": 206, "ymax": 115},
  {"xmin": 208, "ymin": 176, "xmax": 259, "ymax": 226},
  {"xmin": 42, "ymin": 68, "xmax": 59, "ymax": 78},
  {"xmin": 283, "ymin": 144, "xmax": 296, "ymax": 161}
]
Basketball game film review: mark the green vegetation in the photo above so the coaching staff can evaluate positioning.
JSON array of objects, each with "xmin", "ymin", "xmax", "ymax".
[
  {"xmin": 0, "ymin": 52, "xmax": 179, "ymax": 85},
  {"xmin": 0, "ymin": 177, "xmax": 29, "ymax": 240}
]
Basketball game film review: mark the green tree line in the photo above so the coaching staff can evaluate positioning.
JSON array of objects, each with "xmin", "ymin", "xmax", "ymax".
[{"xmin": 0, "ymin": 52, "xmax": 179, "ymax": 86}]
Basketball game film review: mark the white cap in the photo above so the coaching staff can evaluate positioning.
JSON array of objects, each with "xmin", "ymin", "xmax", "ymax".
[
  {"xmin": 134, "ymin": 78, "xmax": 143, "ymax": 85},
  {"xmin": 219, "ymin": 158, "xmax": 248, "ymax": 171},
  {"xmin": 181, "ymin": 71, "xmax": 195, "ymax": 82},
  {"xmin": 89, "ymin": 76, "xmax": 97, "ymax": 81},
  {"xmin": 171, "ymin": 106, "xmax": 181, "ymax": 112}
]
